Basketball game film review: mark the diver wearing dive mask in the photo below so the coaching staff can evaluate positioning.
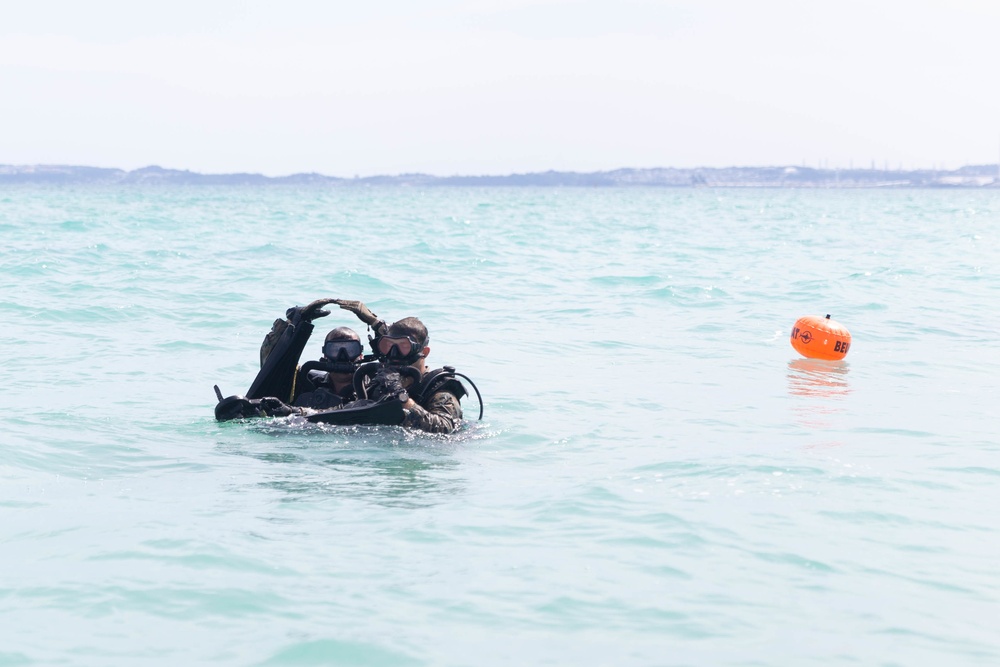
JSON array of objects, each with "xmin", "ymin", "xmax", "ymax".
[
  {"xmin": 366, "ymin": 317, "xmax": 465, "ymax": 433},
  {"xmin": 292, "ymin": 326, "xmax": 365, "ymax": 409}
]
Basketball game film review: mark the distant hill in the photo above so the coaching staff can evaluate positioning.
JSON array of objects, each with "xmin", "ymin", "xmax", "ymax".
[
  {"xmin": 0, "ymin": 165, "xmax": 340, "ymax": 185},
  {"xmin": 1, "ymin": 163, "xmax": 997, "ymax": 187}
]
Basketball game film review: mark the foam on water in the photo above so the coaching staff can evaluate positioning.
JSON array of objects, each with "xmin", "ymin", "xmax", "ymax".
[{"xmin": 1, "ymin": 185, "xmax": 999, "ymax": 665}]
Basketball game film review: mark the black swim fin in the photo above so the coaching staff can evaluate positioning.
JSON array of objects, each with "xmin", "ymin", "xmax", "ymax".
[
  {"xmin": 305, "ymin": 397, "xmax": 405, "ymax": 426},
  {"xmin": 247, "ymin": 319, "xmax": 314, "ymax": 402}
]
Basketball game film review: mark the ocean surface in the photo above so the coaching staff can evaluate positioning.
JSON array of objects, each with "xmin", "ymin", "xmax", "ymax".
[{"xmin": 2, "ymin": 185, "xmax": 998, "ymax": 666}]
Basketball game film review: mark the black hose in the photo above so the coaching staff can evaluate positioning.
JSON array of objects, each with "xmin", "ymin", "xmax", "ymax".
[{"xmin": 453, "ymin": 372, "xmax": 484, "ymax": 420}]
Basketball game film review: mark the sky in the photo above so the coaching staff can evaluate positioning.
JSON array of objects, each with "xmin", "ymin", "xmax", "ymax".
[{"xmin": 2, "ymin": 0, "xmax": 998, "ymax": 176}]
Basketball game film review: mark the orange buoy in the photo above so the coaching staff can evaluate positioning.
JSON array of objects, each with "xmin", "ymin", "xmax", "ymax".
[{"xmin": 790, "ymin": 314, "xmax": 852, "ymax": 360}]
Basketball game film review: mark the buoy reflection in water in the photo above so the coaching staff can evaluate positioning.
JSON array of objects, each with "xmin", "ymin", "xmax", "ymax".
[
  {"xmin": 787, "ymin": 358, "xmax": 851, "ymax": 438},
  {"xmin": 787, "ymin": 358, "xmax": 851, "ymax": 399}
]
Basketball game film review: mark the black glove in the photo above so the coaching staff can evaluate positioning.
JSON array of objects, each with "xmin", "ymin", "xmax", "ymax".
[
  {"xmin": 286, "ymin": 297, "xmax": 339, "ymax": 324},
  {"xmin": 258, "ymin": 397, "xmax": 300, "ymax": 417},
  {"xmin": 369, "ymin": 368, "xmax": 409, "ymax": 403},
  {"xmin": 215, "ymin": 395, "xmax": 265, "ymax": 421},
  {"xmin": 215, "ymin": 395, "xmax": 300, "ymax": 421}
]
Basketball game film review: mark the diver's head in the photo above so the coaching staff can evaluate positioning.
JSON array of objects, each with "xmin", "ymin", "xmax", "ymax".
[
  {"xmin": 375, "ymin": 317, "xmax": 430, "ymax": 372},
  {"xmin": 322, "ymin": 327, "xmax": 363, "ymax": 371}
]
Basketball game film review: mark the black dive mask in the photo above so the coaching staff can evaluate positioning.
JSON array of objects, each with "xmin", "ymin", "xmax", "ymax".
[
  {"xmin": 372, "ymin": 334, "xmax": 425, "ymax": 365},
  {"xmin": 323, "ymin": 339, "xmax": 363, "ymax": 364}
]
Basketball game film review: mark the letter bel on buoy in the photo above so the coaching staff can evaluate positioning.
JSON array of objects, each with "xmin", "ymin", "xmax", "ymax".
[{"xmin": 790, "ymin": 314, "xmax": 852, "ymax": 360}]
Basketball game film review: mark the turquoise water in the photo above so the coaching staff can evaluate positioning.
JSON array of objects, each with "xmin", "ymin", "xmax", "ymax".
[{"xmin": 2, "ymin": 186, "xmax": 998, "ymax": 665}]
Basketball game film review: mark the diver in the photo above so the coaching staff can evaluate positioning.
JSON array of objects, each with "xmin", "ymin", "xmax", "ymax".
[
  {"xmin": 292, "ymin": 326, "xmax": 365, "ymax": 409},
  {"xmin": 381, "ymin": 318, "xmax": 464, "ymax": 434},
  {"xmin": 335, "ymin": 300, "xmax": 468, "ymax": 434}
]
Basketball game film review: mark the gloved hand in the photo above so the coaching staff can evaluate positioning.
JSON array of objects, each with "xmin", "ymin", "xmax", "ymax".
[
  {"xmin": 369, "ymin": 368, "xmax": 409, "ymax": 403},
  {"xmin": 286, "ymin": 297, "xmax": 338, "ymax": 324},
  {"xmin": 215, "ymin": 395, "xmax": 265, "ymax": 421},
  {"xmin": 258, "ymin": 397, "xmax": 300, "ymax": 417},
  {"xmin": 214, "ymin": 395, "xmax": 301, "ymax": 421},
  {"xmin": 333, "ymin": 299, "xmax": 386, "ymax": 332}
]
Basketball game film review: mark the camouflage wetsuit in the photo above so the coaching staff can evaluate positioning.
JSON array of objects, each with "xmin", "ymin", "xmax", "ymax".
[{"xmin": 402, "ymin": 389, "xmax": 463, "ymax": 434}]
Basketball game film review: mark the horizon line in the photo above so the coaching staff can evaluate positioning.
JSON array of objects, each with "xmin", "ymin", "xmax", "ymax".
[{"xmin": 3, "ymin": 161, "xmax": 1000, "ymax": 180}]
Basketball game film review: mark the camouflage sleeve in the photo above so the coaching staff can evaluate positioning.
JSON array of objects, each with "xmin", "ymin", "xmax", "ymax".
[{"xmin": 402, "ymin": 391, "xmax": 463, "ymax": 434}]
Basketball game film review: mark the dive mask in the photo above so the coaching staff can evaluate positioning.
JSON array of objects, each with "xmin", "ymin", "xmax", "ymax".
[
  {"xmin": 323, "ymin": 339, "xmax": 363, "ymax": 363},
  {"xmin": 374, "ymin": 334, "xmax": 425, "ymax": 364}
]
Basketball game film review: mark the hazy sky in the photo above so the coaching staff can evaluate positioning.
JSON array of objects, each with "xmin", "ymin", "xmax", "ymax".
[{"xmin": 2, "ymin": 0, "xmax": 998, "ymax": 176}]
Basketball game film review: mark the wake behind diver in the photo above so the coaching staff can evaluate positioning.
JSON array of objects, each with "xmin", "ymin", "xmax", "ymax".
[{"xmin": 213, "ymin": 298, "xmax": 482, "ymax": 434}]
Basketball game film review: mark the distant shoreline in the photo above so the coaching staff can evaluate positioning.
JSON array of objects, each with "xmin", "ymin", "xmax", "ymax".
[{"xmin": 1, "ymin": 163, "xmax": 998, "ymax": 188}]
